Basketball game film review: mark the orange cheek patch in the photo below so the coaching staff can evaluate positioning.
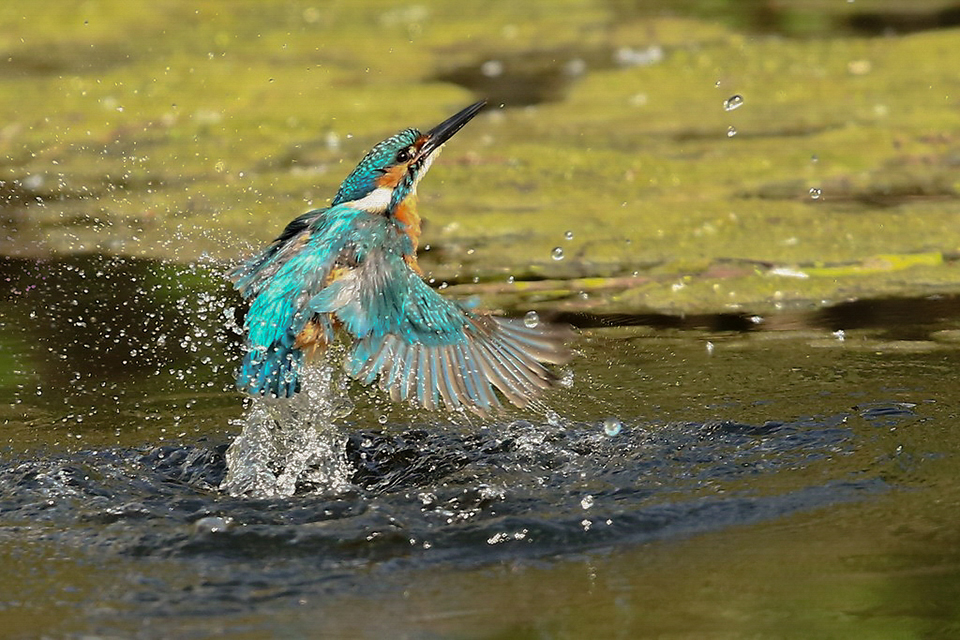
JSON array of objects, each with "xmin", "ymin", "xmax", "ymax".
[{"xmin": 376, "ymin": 164, "xmax": 406, "ymax": 188}]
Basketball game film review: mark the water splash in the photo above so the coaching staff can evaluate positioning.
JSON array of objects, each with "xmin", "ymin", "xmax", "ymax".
[{"xmin": 221, "ymin": 361, "xmax": 354, "ymax": 498}]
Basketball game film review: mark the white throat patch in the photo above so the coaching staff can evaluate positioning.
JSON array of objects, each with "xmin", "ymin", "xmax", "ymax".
[
  {"xmin": 345, "ymin": 186, "xmax": 393, "ymax": 213},
  {"xmin": 411, "ymin": 145, "xmax": 442, "ymax": 195}
]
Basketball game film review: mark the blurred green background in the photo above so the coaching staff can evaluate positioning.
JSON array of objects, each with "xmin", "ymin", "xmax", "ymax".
[{"xmin": 2, "ymin": 0, "xmax": 960, "ymax": 314}]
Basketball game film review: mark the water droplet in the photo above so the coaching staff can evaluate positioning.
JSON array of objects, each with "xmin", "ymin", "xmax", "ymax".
[
  {"xmin": 726, "ymin": 125, "xmax": 737, "ymax": 137},
  {"xmin": 551, "ymin": 247, "xmax": 564, "ymax": 261},
  {"xmin": 193, "ymin": 516, "xmax": 232, "ymax": 534},
  {"xmin": 331, "ymin": 397, "xmax": 354, "ymax": 419},
  {"xmin": 723, "ymin": 94, "xmax": 744, "ymax": 111},
  {"xmin": 811, "ymin": 154, "xmax": 819, "ymax": 163},
  {"xmin": 524, "ymin": 311, "xmax": 539, "ymax": 328},
  {"xmin": 564, "ymin": 57, "xmax": 587, "ymax": 77},
  {"xmin": 480, "ymin": 60, "xmax": 504, "ymax": 78},
  {"xmin": 580, "ymin": 495, "xmax": 595, "ymax": 510},
  {"xmin": 507, "ymin": 275, "xmax": 515, "ymax": 284},
  {"xmin": 602, "ymin": 417, "xmax": 622, "ymax": 437},
  {"xmin": 809, "ymin": 187, "xmax": 822, "ymax": 200},
  {"xmin": 706, "ymin": 341, "xmax": 715, "ymax": 355},
  {"xmin": 564, "ymin": 230, "xmax": 574, "ymax": 240},
  {"xmin": 378, "ymin": 414, "xmax": 388, "ymax": 424}
]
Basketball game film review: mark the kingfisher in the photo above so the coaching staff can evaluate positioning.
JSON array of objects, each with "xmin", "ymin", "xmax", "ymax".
[{"xmin": 229, "ymin": 101, "xmax": 571, "ymax": 416}]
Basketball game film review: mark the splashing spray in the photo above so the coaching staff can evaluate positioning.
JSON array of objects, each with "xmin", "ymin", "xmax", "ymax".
[{"xmin": 221, "ymin": 360, "xmax": 354, "ymax": 498}]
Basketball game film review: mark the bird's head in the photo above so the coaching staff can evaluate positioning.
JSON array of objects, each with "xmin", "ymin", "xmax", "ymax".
[{"xmin": 332, "ymin": 100, "xmax": 486, "ymax": 215}]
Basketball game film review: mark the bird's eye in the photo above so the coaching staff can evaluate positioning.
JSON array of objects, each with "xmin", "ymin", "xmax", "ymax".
[{"xmin": 395, "ymin": 148, "xmax": 412, "ymax": 163}]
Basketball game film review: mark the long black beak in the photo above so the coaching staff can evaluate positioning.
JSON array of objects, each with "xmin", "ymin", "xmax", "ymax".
[{"xmin": 418, "ymin": 100, "xmax": 487, "ymax": 159}]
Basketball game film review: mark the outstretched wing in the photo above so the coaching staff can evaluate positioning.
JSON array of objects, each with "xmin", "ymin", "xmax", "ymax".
[
  {"xmin": 228, "ymin": 207, "xmax": 364, "ymax": 397},
  {"xmin": 230, "ymin": 209, "xmax": 326, "ymax": 300},
  {"xmin": 307, "ymin": 247, "xmax": 572, "ymax": 415}
]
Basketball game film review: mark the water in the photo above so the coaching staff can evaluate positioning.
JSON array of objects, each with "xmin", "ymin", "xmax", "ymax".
[
  {"xmin": 723, "ymin": 94, "xmax": 744, "ymax": 111},
  {"xmin": 5, "ymin": 255, "xmax": 960, "ymax": 637},
  {"xmin": 222, "ymin": 364, "xmax": 354, "ymax": 498},
  {"xmin": 602, "ymin": 416, "xmax": 623, "ymax": 436},
  {"xmin": 523, "ymin": 310, "xmax": 540, "ymax": 328},
  {"xmin": 5, "ymin": 0, "xmax": 960, "ymax": 635}
]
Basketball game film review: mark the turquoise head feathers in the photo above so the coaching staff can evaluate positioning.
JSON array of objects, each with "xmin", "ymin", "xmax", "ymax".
[{"xmin": 330, "ymin": 101, "xmax": 488, "ymax": 215}]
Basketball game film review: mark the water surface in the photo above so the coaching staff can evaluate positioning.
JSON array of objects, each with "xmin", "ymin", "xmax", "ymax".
[{"xmin": 3, "ymin": 255, "xmax": 960, "ymax": 638}]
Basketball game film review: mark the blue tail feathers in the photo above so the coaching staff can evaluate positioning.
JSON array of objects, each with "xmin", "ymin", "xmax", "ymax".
[{"xmin": 237, "ymin": 342, "xmax": 304, "ymax": 398}]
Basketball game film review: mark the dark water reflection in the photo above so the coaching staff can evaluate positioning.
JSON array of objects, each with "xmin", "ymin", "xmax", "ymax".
[
  {"xmin": 3, "ymin": 255, "xmax": 960, "ymax": 637},
  {"xmin": 1, "ymin": 255, "xmax": 242, "ymax": 449}
]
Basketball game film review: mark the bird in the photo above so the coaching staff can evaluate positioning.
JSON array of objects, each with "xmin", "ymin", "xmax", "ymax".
[{"xmin": 229, "ymin": 100, "xmax": 572, "ymax": 416}]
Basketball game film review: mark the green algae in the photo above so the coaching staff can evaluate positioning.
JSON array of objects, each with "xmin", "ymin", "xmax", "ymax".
[{"xmin": 1, "ymin": 1, "xmax": 959, "ymax": 314}]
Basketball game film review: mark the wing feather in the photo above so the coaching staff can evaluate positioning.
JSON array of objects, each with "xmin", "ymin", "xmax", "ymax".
[
  {"xmin": 328, "ymin": 248, "xmax": 572, "ymax": 414},
  {"xmin": 231, "ymin": 206, "xmax": 368, "ymax": 397}
]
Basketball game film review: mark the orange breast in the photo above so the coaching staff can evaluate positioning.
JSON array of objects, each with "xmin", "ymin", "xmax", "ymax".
[
  {"xmin": 294, "ymin": 319, "xmax": 331, "ymax": 361},
  {"xmin": 375, "ymin": 168, "xmax": 422, "ymax": 273},
  {"xmin": 394, "ymin": 197, "xmax": 422, "ymax": 253}
]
